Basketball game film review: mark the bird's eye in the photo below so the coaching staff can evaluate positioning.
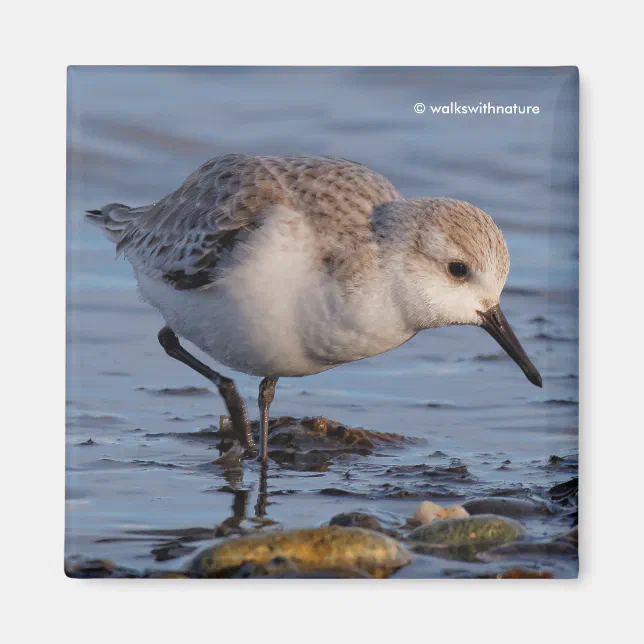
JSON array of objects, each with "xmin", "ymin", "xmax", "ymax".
[{"xmin": 448, "ymin": 262, "xmax": 468, "ymax": 278}]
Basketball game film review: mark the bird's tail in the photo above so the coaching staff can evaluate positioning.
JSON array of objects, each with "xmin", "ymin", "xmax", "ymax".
[{"xmin": 85, "ymin": 203, "xmax": 142, "ymax": 244}]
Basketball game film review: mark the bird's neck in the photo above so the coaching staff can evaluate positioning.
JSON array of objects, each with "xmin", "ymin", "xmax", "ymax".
[{"xmin": 374, "ymin": 234, "xmax": 447, "ymax": 334}]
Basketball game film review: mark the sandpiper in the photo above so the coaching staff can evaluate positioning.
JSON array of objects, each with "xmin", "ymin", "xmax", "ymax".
[{"xmin": 87, "ymin": 153, "xmax": 542, "ymax": 460}]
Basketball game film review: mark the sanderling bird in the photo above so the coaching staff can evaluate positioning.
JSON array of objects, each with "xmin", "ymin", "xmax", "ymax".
[{"xmin": 87, "ymin": 153, "xmax": 542, "ymax": 461}]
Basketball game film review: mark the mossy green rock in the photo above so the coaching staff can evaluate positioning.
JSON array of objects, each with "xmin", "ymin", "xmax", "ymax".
[
  {"xmin": 406, "ymin": 515, "xmax": 524, "ymax": 560},
  {"xmin": 190, "ymin": 526, "xmax": 411, "ymax": 578}
]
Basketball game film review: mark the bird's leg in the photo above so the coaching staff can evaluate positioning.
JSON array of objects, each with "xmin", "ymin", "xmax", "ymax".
[
  {"xmin": 257, "ymin": 376, "xmax": 279, "ymax": 461},
  {"xmin": 157, "ymin": 327, "xmax": 257, "ymax": 457}
]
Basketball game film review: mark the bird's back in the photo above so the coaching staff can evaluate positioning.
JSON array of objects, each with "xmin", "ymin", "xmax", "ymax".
[{"xmin": 87, "ymin": 154, "xmax": 401, "ymax": 287}]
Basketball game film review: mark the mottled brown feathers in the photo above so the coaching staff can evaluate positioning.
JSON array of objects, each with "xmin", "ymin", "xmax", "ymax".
[{"xmin": 99, "ymin": 154, "xmax": 401, "ymax": 288}]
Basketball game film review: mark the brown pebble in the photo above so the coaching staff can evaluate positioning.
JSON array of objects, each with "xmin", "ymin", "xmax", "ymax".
[{"xmin": 496, "ymin": 568, "xmax": 553, "ymax": 579}]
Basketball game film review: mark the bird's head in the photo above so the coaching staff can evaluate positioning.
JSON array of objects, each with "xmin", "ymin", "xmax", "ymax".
[{"xmin": 377, "ymin": 197, "xmax": 542, "ymax": 387}]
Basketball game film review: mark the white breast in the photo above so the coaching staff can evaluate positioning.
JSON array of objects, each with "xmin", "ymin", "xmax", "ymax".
[{"xmin": 136, "ymin": 205, "xmax": 413, "ymax": 377}]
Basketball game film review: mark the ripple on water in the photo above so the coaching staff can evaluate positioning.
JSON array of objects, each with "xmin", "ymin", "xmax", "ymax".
[{"xmin": 135, "ymin": 385, "xmax": 213, "ymax": 396}]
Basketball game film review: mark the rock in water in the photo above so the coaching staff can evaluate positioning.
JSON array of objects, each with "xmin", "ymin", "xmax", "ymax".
[
  {"xmin": 329, "ymin": 512, "xmax": 383, "ymax": 531},
  {"xmin": 65, "ymin": 558, "xmax": 141, "ymax": 579},
  {"xmin": 494, "ymin": 568, "xmax": 553, "ymax": 579},
  {"xmin": 329, "ymin": 511, "xmax": 401, "ymax": 539},
  {"xmin": 462, "ymin": 497, "xmax": 552, "ymax": 518},
  {"xmin": 189, "ymin": 526, "xmax": 411, "ymax": 578},
  {"xmin": 413, "ymin": 501, "xmax": 469, "ymax": 525},
  {"xmin": 406, "ymin": 515, "xmax": 525, "ymax": 561}
]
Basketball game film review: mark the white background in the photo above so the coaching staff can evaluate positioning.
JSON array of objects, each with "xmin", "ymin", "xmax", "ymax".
[{"xmin": 2, "ymin": 1, "xmax": 640, "ymax": 642}]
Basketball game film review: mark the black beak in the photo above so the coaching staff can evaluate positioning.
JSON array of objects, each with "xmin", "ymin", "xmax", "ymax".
[{"xmin": 478, "ymin": 304, "xmax": 542, "ymax": 388}]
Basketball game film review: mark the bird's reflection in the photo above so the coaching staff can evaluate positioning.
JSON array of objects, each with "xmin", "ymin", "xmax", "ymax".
[
  {"xmin": 254, "ymin": 460, "xmax": 269, "ymax": 518},
  {"xmin": 220, "ymin": 459, "xmax": 269, "ymax": 523},
  {"xmin": 231, "ymin": 485, "xmax": 249, "ymax": 520}
]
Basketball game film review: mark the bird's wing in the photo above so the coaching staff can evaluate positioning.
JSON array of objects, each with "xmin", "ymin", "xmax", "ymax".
[{"xmin": 93, "ymin": 153, "xmax": 401, "ymax": 289}]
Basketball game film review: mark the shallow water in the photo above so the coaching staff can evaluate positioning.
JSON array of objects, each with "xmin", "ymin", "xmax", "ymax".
[{"xmin": 66, "ymin": 67, "xmax": 578, "ymax": 577}]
